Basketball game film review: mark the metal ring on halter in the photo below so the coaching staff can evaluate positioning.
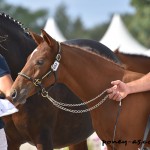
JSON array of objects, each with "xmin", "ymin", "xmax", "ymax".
[
  {"xmin": 41, "ymin": 88, "xmax": 48, "ymax": 97},
  {"xmin": 33, "ymin": 79, "xmax": 42, "ymax": 86},
  {"xmin": 56, "ymin": 54, "xmax": 61, "ymax": 61}
]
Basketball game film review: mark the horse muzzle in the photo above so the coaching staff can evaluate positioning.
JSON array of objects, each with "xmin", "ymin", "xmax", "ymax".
[{"xmin": 10, "ymin": 88, "xmax": 28, "ymax": 104}]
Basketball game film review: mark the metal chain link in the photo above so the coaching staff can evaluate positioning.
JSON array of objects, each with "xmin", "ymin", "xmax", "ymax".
[
  {"xmin": 47, "ymin": 94, "xmax": 108, "ymax": 113},
  {"xmin": 41, "ymin": 88, "xmax": 109, "ymax": 113},
  {"xmin": 41, "ymin": 88, "xmax": 108, "ymax": 107}
]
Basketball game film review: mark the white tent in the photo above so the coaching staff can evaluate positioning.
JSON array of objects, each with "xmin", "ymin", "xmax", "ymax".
[
  {"xmin": 44, "ymin": 18, "xmax": 66, "ymax": 42},
  {"xmin": 100, "ymin": 14, "xmax": 149, "ymax": 56}
]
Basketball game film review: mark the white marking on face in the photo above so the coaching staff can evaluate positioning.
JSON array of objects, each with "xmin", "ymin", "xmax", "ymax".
[{"xmin": 30, "ymin": 48, "xmax": 38, "ymax": 59}]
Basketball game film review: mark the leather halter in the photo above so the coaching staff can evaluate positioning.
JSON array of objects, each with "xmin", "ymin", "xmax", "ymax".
[{"xmin": 18, "ymin": 42, "xmax": 61, "ymax": 91}]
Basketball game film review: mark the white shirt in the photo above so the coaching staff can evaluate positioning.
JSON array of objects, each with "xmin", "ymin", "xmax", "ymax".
[{"xmin": 0, "ymin": 99, "xmax": 18, "ymax": 117}]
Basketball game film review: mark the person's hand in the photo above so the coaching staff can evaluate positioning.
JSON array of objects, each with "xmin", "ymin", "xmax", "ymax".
[{"xmin": 107, "ymin": 80, "xmax": 128, "ymax": 101}]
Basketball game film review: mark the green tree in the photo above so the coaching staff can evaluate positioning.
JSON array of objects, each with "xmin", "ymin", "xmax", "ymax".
[
  {"xmin": 87, "ymin": 23, "xmax": 109, "ymax": 41},
  {"xmin": 54, "ymin": 3, "xmax": 109, "ymax": 41},
  {"xmin": 127, "ymin": 0, "xmax": 150, "ymax": 48},
  {"xmin": 69, "ymin": 17, "xmax": 89, "ymax": 39},
  {"xmin": 0, "ymin": 0, "xmax": 48, "ymax": 33},
  {"xmin": 54, "ymin": 3, "xmax": 72, "ymax": 39}
]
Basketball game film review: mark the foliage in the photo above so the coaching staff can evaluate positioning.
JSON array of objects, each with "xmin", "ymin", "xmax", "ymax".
[
  {"xmin": 125, "ymin": 0, "xmax": 150, "ymax": 48},
  {"xmin": 54, "ymin": 3, "xmax": 108, "ymax": 41},
  {"xmin": 87, "ymin": 23, "xmax": 109, "ymax": 41},
  {"xmin": 131, "ymin": 0, "xmax": 150, "ymax": 9},
  {"xmin": 0, "ymin": 0, "xmax": 48, "ymax": 33},
  {"xmin": 54, "ymin": 4, "xmax": 72, "ymax": 39}
]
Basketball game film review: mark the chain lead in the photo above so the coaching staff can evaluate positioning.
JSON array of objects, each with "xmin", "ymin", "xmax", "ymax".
[{"xmin": 40, "ymin": 87, "xmax": 108, "ymax": 113}]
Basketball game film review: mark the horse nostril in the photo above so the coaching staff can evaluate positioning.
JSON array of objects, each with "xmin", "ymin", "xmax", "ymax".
[{"xmin": 11, "ymin": 89, "xmax": 17, "ymax": 99}]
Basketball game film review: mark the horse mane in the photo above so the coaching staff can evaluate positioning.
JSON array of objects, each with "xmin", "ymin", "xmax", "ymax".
[
  {"xmin": 0, "ymin": 12, "xmax": 31, "ymax": 38},
  {"xmin": 64, "ymin": 39, "xmax": 122, "ymax": 65},
  {"xmin": 63, "ymin": 43, "xmax": 125, "ymax": 69}
]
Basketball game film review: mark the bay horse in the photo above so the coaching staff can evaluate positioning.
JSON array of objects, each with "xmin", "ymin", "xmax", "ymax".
[
  {"xmin": 10, "ymin": 30, "xmax": 150, "ymax": 150},
  {"xmin": 0, "ymin": 12, "xmax": 94, "ymax": 150},
  {"xmin": 115, "ymin": 49, "xmax": 150, "ymax": 74},
  {"xmin": 0, "ymin": 12, "xmax": 122, "ymax": 150}
]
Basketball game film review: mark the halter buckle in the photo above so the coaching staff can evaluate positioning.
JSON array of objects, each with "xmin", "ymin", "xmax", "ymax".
[{"xmin": 33, "ymin": 79, "xmax": 42, "ymax": 86}]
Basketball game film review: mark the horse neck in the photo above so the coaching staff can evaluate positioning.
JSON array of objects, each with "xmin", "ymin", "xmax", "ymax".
[
  {"xmin": 0, "ymin": 26, "xmax": 36, "ymax": 79},
  {"xmin": 0, "ymin": 15, "xmax": 36, "ymax": 55},
  {"xmin": 59, "ymin": 44, "xmax": 125, "ymax": 102},
  {"xmin": 1, "ymin": 28, "xmax": 36, "ymax": 56}
]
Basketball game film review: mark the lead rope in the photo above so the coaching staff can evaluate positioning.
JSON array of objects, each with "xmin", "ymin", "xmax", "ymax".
[
  {"xmin": 112, "ymin": 101, "xmax": 122, "ymax": 150},
  {"xmin": 140, "ymin": 115, "xmax": 150, "ymax": 150}
]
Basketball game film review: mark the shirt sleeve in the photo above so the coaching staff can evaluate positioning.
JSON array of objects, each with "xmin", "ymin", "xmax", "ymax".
[{"xmin": 0, "ymin": 54, "xmax": 11, "ymax": 77}]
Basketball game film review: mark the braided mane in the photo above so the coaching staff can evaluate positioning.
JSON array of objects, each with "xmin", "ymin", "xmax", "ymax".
[{"xmin": 0, "ymin": 12, "xmax": 31, "ymax": 37}]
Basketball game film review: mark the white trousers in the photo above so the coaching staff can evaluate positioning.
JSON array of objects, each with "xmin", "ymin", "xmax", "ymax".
[{"xmin": 0, "ymin": 128, "xmax": 7, "ymax": 150}]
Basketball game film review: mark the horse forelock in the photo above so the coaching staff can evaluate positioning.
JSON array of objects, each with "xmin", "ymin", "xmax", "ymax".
[{"xmin": 0, "ymin": 12, "xmax": 31, "ymax": 38}]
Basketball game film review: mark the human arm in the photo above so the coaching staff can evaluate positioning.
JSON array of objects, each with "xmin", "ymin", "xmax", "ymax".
[
  {"xmin": 107, "ymin": 72, "xmax": 150, "ymax": 101},
  {"xmin": 0, "ymin": 54, "xmax": 13, "ymax": 97},
  {"xmin": 0, "ymin": 56, "xmax": 18, "ymax": 116},
  {"xmin": 0, "ymin": 74, "xmax": 13, "ymax": 97}
]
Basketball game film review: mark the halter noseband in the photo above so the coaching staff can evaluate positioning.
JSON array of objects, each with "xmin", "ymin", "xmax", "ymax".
[{"xmin": 18, "ymin": 42, "xmax": 61, "ymax": 91}]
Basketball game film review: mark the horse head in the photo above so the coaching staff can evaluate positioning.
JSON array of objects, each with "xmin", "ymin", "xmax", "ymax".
[{"xmin": 10, "ymin": 30, "xmax": 60, "ymax": 104}]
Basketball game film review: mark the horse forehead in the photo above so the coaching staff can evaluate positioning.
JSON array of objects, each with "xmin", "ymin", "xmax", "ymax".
[{"xmin": 29, "ymin": 48, "xmax": 38, "ymax": 59}]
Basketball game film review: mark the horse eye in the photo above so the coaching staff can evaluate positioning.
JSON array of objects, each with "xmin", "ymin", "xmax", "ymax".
[{"xmin": 36, "ymin": 59, "xmax": 44, "ymax": 65}]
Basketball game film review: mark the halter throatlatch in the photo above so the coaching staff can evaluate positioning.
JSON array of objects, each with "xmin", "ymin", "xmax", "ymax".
[{"xmin": 18, "ymin": 42, "xmax": 61, "ymax": 91}]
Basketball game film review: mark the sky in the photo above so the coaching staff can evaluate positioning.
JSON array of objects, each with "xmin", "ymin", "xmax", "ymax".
[{"xmin": 5, "ymin": 0, "xmax": 135, "ymax": 28}]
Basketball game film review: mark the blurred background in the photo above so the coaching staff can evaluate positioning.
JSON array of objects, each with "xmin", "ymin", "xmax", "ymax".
[{"xmin": 1, "ymin": 0, "xmax": 150, "ymax": 48}]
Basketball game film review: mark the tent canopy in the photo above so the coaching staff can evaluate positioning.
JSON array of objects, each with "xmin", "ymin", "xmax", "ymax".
[
  {"xmin": 100, "ymin": 14, "xmax": 149, "ymax": 56},
  {"xmin": 44, "ymin": 18, "xmax": 66, "ymax": 42}
]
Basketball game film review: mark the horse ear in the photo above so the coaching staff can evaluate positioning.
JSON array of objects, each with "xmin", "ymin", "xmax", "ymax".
[
  {"xmin": 114, "ymin": 47, "xmax": 120, "ymax": 53},
  {"xmin": 41, "ymin": 29, "xmax": 56, "ymax": 47},
  {"xmin": 29, "ymin": 31, "xmax": 43, "ymax": 45}
]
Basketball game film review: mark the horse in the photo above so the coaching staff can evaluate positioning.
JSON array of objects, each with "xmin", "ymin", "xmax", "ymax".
[
  {"xmin": 0, "ymin": 12, "xmax": 93, "ymax": 150},
  {"xmin": 115, "ymin": 49, "xmax": 150, "ymax": 74},
  {"xmin": 10, "ymin": 29, "xmax": 150, "ymax": 150},
  {"xmin": 68, "ymin": 45, "xmax": 150, "ymax": 149},
  {"xmin": 0, "ymin": 12, "xmax": 122, "ymax": 150}
]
